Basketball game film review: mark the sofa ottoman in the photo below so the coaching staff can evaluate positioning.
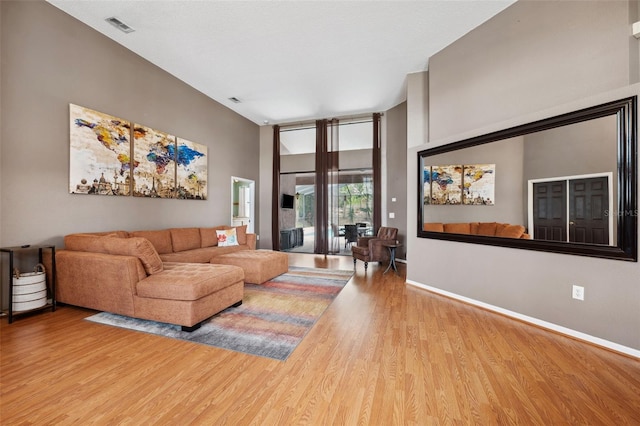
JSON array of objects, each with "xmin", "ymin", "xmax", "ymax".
[
  {"xmin": 213, "ymin": 250, "xmax": 288, "ymax": 284},
  {"xmin": 135, "ymin": 262, "xmax": 245, "ymax": 331}
]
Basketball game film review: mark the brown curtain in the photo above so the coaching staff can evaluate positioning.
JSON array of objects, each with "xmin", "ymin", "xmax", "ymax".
[
  {"xmin": 327, "ymin": 119, "xmax": 340, "ymax": 254},
  {"xmin": 373, "ymin": 113, "xmax": 382, "ymax": 233},
  {"xmin": 271, "ymin": 125, "xmax": 281, "ymax": 251}
]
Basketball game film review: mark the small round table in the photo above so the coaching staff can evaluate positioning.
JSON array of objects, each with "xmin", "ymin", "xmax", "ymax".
[{"xmin": 382, "ymin": 240, "xmax": 402, "ymax": 274}]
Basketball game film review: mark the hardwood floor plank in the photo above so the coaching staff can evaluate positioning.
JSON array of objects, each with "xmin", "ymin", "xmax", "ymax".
[{"xmin": 2, "ymin": 254, "xmax": 639, "ymax": 424}]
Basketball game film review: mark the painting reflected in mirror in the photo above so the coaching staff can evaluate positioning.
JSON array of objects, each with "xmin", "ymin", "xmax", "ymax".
[{"xmin": 418, "ymin": 97, "xmax": 637, "ymax": 261}]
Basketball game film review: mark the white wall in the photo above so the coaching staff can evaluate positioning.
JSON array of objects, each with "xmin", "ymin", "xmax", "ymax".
[{"xmin": 407, "ymin": 0, "xmax": 640, "ymax": 354}]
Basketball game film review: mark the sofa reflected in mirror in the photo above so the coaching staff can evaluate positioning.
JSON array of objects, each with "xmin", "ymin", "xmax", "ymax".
[
  {"xmin": 418, "ymin": 96, "xmax": 637, "ymax": 262},
  {"xmin": 424, "ymin": 222, "xmax": 530, "ymax": 239}
]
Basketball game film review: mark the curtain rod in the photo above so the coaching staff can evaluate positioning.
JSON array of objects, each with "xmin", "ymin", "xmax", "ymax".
[{"xmin": 278, "ymin": 112, "xmax": 383, "ymax": 131}]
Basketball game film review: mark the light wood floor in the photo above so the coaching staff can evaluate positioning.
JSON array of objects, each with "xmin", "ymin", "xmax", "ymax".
[{"xmin": 2, "ymin": 254, "xmax": 639, "ymax": 424}]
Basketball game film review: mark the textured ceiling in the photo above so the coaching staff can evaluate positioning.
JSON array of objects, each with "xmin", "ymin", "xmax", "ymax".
[{"xmin": 47, "ymin": 0, "xmax": 515, "ymax": 125}]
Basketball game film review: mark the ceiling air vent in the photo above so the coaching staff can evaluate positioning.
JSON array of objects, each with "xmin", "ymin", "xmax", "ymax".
[{"xmin": 105, "ymin": 17, "xmax": 135, "ymax": 34}]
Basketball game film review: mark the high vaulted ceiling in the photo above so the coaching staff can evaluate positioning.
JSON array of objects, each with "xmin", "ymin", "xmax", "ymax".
[{"xmin": 47, "ymin": 0, "xmax": 515, "ymax": 126}]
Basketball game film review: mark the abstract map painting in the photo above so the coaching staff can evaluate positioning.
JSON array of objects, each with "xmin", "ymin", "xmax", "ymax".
[
  {"xmin": 69, "ymin": 104, "xmax": 208, "ymax": 200},
  {"xmin": 133, "ymin": 124, "xmax": 176, "ymax": 198},
  {"xmin": 423, "ymin": 166, "xmax": 432, "ymax": 205},
  {"xmin": 431, "ymin": 165, "xmax": 462, "ymax": 205},
  {"xmin": 462, "ymin": 164, "xmax": 495, "ymax": 205},
  {"xmin": 176, "ymin": 138, "xmax": 207, "ymax": 200},
  {"xmin": 69, "ymin": 104, "xmax": 132, "ymax": 195}
]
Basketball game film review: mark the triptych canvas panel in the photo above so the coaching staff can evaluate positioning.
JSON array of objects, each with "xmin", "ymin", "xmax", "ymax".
[
  {"xmin": 423, "ymin": 163, "xmax": 495, "ymax": 206},
  {"xmin": 69, "ymin": 104, "xmax": 207, "ymax": 200}
]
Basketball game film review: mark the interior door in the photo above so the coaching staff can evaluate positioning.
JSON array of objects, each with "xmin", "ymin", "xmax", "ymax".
[
  {"xmin": 532, "ymin": 176, "xmax": 610, "ymax": 244},
  {"xmin": 569, "ymin": 177, "xmax": 609, "ymax": 244},
  {"xmin": 533, "ymin": 181, "xmax": 567, "ymax": 241},
  {"xmin": 231, "ymin": 177, "xmax": 255, "ymax": 233}
]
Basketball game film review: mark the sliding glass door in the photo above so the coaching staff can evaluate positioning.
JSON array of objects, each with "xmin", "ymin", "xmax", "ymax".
[
  {"xmin": 328, "ymin": 120, "xmax": 374, "ymax": 254},
  {"xmin": 328, "ymin": 171, "xmax": 374, "ymax": 254},
  {"xmin": 278, "ymin": 127, "xmax": 315, "ymax": 252},
  {"xmin": 276, "ymin": 117, "xmax": 378, "ymax": 255}
]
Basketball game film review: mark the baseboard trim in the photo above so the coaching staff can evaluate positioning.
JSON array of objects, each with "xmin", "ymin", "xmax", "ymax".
[{"xmin": 406, "ymin": 279, "xmax": 640, "ymax": 359}]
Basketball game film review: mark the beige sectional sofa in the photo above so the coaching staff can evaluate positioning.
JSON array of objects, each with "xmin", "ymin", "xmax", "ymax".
[
  {"xmin": 56, "ymin": 225, "xmax": 256, "ymax": 331},
  {"xmin": 129, "ymin": 225, "xmax": 257, "ymax": 263}
]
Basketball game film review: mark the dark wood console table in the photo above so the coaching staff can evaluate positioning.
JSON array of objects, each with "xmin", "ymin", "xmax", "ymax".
[{"xmin": 1, "ymin": 244, "xmax": 56, "ymax": 323}]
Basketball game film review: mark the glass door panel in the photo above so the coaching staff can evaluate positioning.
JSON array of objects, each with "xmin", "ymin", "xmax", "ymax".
[{"xmin": 279, "ymin": 126, "xmax": 315, "ymax": 253}]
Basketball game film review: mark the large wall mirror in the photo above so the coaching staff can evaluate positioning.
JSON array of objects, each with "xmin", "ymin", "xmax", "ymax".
[{"xmin": 418, "ymin": 96, "xmax": 637, "ymax": 261}]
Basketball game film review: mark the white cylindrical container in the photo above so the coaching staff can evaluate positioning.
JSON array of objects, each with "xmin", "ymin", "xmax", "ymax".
[{"xmin": 12, "ymin": 265, "xmax": 47, "ymax": 312}]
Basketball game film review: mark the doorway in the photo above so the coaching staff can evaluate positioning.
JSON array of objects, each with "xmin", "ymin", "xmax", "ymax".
[
  {"xmin": 231, "ymin": 177, "xmax": 255, "ymax": 233},
  {"xmin": 529, "ymin": 173, "xmax": 613, "ymax": 244}
]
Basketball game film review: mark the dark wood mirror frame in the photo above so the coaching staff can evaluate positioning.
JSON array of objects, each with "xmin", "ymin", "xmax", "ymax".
[{"xmin": 417, "ymin": 96, "xmax": 637, "ymax": 261}]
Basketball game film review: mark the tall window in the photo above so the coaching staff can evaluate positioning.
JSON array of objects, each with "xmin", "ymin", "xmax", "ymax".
[{"xmin": 275, "ymin": 116, "xmax": 379, "ymax": 255}]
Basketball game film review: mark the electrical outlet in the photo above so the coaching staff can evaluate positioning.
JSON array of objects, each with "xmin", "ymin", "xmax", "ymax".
[{"xmin": 572, "ymin": 285, "xmax": 584, "ymax": 301}]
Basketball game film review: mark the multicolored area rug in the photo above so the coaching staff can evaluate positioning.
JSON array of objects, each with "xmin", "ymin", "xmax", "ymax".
[{"xmin": 85, "ymin": 266, "xmax": 353, "ymax": 361}]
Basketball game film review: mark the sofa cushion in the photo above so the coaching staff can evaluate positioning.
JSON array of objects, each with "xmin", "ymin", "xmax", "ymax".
[
  {"xmin": 424, "ymin": 223, "xmax": 444, "ymax": 232},
  {"xmin": 85, "ymin": 230, "xmax": 129, "ymax": 238},
  {"xmin": 130, "ymin": 230, "xmax": 173, "ymax": 254},
  {"xmin": 209, "ymin": 245, "xmax": 251, "ymax": 258},
  {"xmin": 66, "ymin": 235, "xmax": 163, "ymax": 275},
  {"xmin": 136, "ymin": 263, "xmax": 244, "ymax": 301},
  {"xmin": 160, "ymin": 247, "xmax": 223, "ymax": 263},
  {"xmin": 64, "ymin": 232, "xmax": 127, "ymax": 250},
  {"xmin": 65, "ymin": 234, "xmax": 106, "ymax": 251},
  {"xmin": 495, "ymin": 223, "xmax": 508, "ymax": 235},
  {"xmin": 234, "ymin": 225, "xmax": 247, "ymax": 245},
  {"xmin": 476, "ymin": 222, "xmax": 498, "ymax": 236},
  {"xmin": 100, "ymin": 236, "xmax": 163, "ymax": 275},
  {"xmin": 443, "ymin": 223, "xmax": 471, "ymax": 234},
  {"xmin": 214, "ymin": 250, "xmax": 288, "ymax": 284},
  {"xmin": 200, "ymin": 226, "xmax": 231, "ymax": 248},
  {"xmin": 170, "ymin": 228, "xmax": 201, "ymax": 252},
  {"xmin": 496, "ymin": 224, "xmax": 526, "ymax": 238}
]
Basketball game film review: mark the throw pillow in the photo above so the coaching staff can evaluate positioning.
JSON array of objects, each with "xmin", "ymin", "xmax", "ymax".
[
  {"xmin": 85, "ymin": 235, "xmax": 164, "ymax": 275},
  {"xmin": 216, "ymin": 228, "xmax": 239, "ymax": 247},
  {"xmin": 234, "ymin": 225, "xmax": 247, "ymax": 245}
]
